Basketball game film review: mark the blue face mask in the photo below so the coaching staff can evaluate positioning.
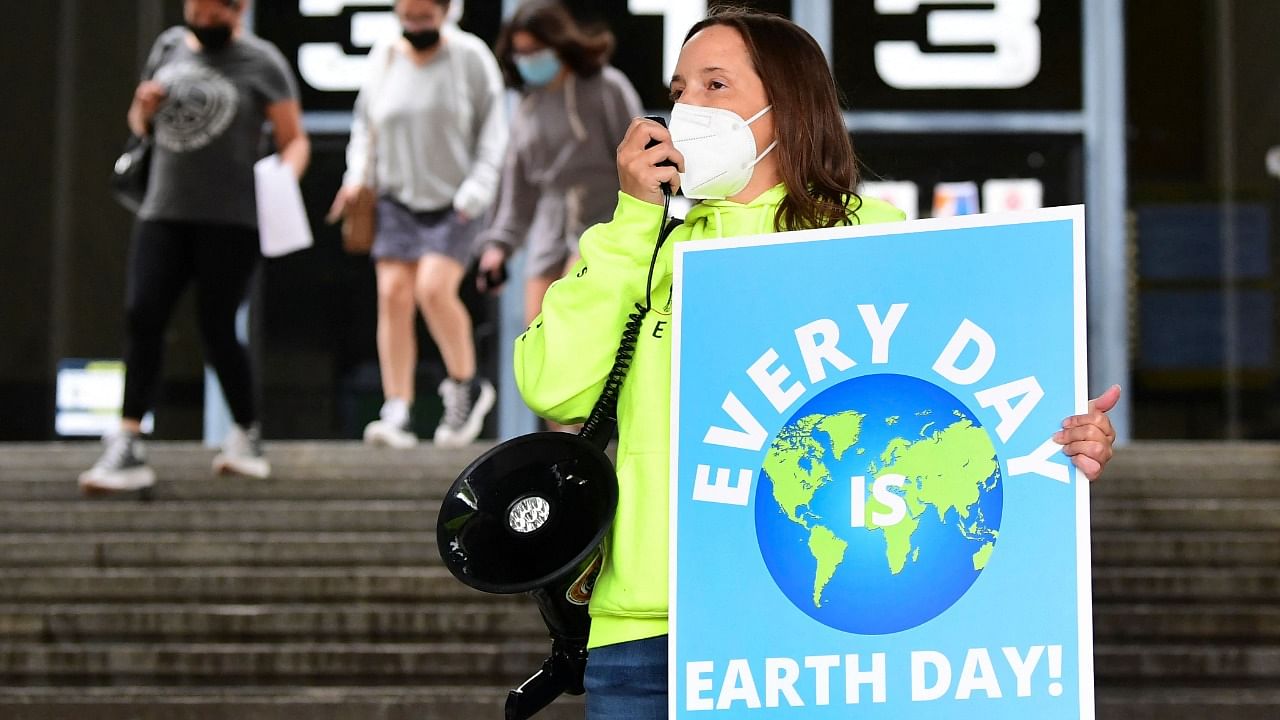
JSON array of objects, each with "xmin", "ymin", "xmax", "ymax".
[{"xmin": 514, "ymin": 48, "xmax": 563, "ymax": 88}]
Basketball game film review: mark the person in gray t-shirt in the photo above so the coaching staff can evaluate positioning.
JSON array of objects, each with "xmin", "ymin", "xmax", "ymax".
[{"xmin": 79, "ymin": 0, "xmax": 310, "ymax": 495}]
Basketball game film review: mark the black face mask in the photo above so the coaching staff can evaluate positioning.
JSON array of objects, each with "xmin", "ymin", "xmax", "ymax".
[
  {"xmin": 188, "ymin": 23, "xmax": 234, "ymax": 52},
  {"xmin": 403, "ymin": 28, "xmax": 441, "ymax": 51}
]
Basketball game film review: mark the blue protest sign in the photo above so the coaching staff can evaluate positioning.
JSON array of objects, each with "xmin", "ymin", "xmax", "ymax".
[{"xmin": 670, "ymin": 207, "xmax": 1090, "ymax": 719}]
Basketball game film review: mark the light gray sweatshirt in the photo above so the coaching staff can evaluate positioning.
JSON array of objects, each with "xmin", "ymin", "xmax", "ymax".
[{"xmin": 343, "ymin": 28, "xmax": 507, "ymax": 219}]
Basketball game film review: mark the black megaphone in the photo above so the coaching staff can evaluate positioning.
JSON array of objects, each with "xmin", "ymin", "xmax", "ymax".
[
  {"xmin": 437, "ymin": 430, "xmax": 617, "ymax": 719},
  {"xmin": 438, "ymin": 147, "xmax": 676, "ymax": 718}
]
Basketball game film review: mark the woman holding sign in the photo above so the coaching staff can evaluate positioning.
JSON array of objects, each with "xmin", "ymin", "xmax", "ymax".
[{"xmin": 514, "ymin": 9, "xmax": 1119, "ymax": 717}]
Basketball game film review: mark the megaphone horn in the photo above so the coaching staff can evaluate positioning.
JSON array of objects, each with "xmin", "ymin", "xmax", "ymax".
[{"xmin": 437, "ymin": 431, "xmax": 617, "ymax": 595}]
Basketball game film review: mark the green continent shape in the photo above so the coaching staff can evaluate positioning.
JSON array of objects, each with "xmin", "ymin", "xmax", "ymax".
[
  {"xmin": 764, "ymin": 411, "xmax": 865, "ymax": 527},
  {"xmin": 972, "ymin": 541, "xmax": 996, "ymax": 570},
  {"xmin": 851, "ymin": 473, "xmax": 921, "ymax": 576},
  {"xmin": 864, "ymin": 417, "xmax": 999, "ymax": 576},
  {"xmin": 808, "ymin": 524, "xmax": 848, "ymax": 607},
  {"xmin": 881, "ymin": 508, "xmax": 921, "ymax": 574},
  {"xmin": 819, "ymin": 411, "xmax": 864, "ymax": 461},
  {"xmin": 880, "ymin": 418, "xmax": 998, "ymax": 525}
]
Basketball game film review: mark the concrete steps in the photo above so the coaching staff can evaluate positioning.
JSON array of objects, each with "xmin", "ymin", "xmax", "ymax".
[
  {"xmin": 0, "ymin": 532, "xmax": 439, "ymax": 567},
  {"xmin": 1093, "ymin": 603, "xmax": 1280, "ymax": 642},
  {"xmin": 0, "ymin": 476, "xmax": 439, "ymax": 501},
  {"xmin": 0, "ymin": 440, "xmax": 1277, "ymax": 718},
  {"xmin": 0, "ymin": 567, "xmax": 481, "ymax": 603},
  {"xmin": 1091, "ymin": 498, "xmax": 1280, "ymax": 530},
  {"xmin": 1093, "ymin": 567, "xmax": 1280, "ymax": 602},
  {"xmin": 1097, "ymin": 689, "xmax": 1280, "ymax": 720},
  {"xmin": 0, "ymin": 501, "xmax": 439, "ymax": 532},
  {"xmin": 0, "ymin": 641, "xmax": 549, "ymax": 684},
  {"xmin": 1091, "ymin": 530, "xmax": 1280, "ymax": 566},
  {"xmin": 0, "ymin": 686, "xmax": 585, "ymax": 720},
  {"xmin": 0, "ymin": 442, "xmax": 469, "ymax": 488},
  {"xmin": 1097, "ymin": 644, "xmax": 1280, "ymax": 681},
  {"xmin": 0, "ymin": 602, "xmax": 544, "ymax": 642}
]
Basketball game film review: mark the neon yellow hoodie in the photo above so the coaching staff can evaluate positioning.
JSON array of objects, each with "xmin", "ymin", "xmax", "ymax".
[{"xmin": 515, "ymin": 184, "xmax": 905, "ymax": 648}]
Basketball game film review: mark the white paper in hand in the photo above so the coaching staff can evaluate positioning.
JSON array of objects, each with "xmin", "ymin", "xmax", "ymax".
[{"xmin": 254, "ymin": 154, "xmax": 313, "ymax": 258}]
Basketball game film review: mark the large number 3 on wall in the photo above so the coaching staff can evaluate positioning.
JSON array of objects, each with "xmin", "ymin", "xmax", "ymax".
[{"xmin": 873, "ymin": 0, "xmax": 1042, "ymax": 90}]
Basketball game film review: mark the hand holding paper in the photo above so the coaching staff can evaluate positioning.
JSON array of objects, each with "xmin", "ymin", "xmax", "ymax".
[{"xmin": 254, "ymin": 154, "xmax": 313, "ymax": 258}]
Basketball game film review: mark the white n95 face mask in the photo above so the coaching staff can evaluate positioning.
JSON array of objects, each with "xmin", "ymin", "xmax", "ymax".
[{"xmin": 668, "ymin": 102, "xmax": 776, "ymax": 200}]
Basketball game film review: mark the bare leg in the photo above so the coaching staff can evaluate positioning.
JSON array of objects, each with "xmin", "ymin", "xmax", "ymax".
[
  {"xmin": 375, "ymin": 260, "xmax": 419, "ymax": 403},
  {"xmin": 523, "ymin": 274, "xmax": 558, "ymax": 327},
  {"xmin": 525, "ymin": 252, "xmax": 579, "ymax": 325},
  {"xmin": 414, "ymin": 254, "xmax": 474, "ymax": 381}
]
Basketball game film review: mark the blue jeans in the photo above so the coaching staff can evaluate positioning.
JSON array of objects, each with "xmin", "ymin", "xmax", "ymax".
[{"xmin": 584, "ymin": 635, "xmax": 668, "ymax": 719}]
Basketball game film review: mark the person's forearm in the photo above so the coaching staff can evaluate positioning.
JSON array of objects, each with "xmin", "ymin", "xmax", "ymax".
[
  {"xmin": 127, "ymin": 102, "xmax": 149, "ymax": 137},
  {"xmin": 280, "ymin": 135, "xmax": 311, "ymax": 179}
]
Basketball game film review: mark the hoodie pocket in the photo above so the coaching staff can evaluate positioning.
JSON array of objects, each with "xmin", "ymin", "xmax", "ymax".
[{"xmin": 590, "ymin": 448, "xmax": 670, "ymax": 619}]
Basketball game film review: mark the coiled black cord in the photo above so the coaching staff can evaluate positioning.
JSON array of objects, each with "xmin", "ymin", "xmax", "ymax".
[{"xmin": 579, "ymin": 191, "xmax": 674, "ymax": 447}]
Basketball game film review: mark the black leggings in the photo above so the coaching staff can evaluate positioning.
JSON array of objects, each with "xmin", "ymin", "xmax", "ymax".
[{"xmin": 121, "ymin": 220, "xmax": 261, "ymax": 426}]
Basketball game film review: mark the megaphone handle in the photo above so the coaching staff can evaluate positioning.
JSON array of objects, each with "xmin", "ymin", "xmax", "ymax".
[
  {"xmin": 506, "ymin": 664, "xmax": 561, "ymax": 720},
  {"xmin": 505, "ymin": 639, "xmax": 590, "ymax": 720}
]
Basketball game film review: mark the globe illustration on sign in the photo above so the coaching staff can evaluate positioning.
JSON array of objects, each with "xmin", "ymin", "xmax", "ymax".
[{"xmin": 755, "ymin": 373, "xmax": 1003, "ymax": 635}]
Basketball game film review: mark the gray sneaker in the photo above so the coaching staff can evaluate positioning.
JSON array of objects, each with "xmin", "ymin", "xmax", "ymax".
[
  {"xmin": 434, "ymin": 377, "xmax": 496, "ymax": 448},
  {"xmin": 212, "ymin": 424, "xmax": 271, "ymax": 479},
  {"xmin": 79, "ymin": 431, "xmax": 156, "ymax": 493}
]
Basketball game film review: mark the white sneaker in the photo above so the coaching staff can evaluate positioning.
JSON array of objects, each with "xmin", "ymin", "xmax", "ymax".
[
  {"xmin": 434, "ymin": 377, "xmax": 496, "ymax": 448},
  {"xmin": 363, "ymin": 418, "xmax": 419, "ymax": 449},
  {"xmin": 79, "ymin": 432, "xmax": 156, "ymax": 493},
  {"xmin": 212, "ymin": 424, "xmax": 271, "ymax": 479}
]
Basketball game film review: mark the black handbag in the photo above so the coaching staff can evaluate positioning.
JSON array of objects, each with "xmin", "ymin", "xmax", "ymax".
[
  {"xmin": 110, "ymin": 134, "xmax": 152, "ymax": 213},
  {"xmin": 109, "ymin": 31, "xmax": 179, "ymax": 214}
]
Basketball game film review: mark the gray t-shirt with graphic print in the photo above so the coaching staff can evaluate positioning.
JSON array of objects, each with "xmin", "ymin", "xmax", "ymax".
[{"xmin": 138, "ymin": 27, "xmax": 299, "ymax": 228}]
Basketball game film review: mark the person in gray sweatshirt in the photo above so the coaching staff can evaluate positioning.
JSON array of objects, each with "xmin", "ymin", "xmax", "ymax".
[
  {"xmin": 330, "ymin": 0, "xmax": 506, "ymax": 450},
  {"xmin": 476, "ymin": 0, "xmax": 642, "ymax": 327}
]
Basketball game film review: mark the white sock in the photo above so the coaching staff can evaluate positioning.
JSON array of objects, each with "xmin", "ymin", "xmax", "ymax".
[{"xmin": 380, "ymin": 398, "xmax": 410, "ymax": 427}]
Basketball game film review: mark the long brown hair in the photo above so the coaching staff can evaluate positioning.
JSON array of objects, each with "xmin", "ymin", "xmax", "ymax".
[
  {"xmin": 684, "ymin": 9, "xmax": 862, "ymax": 231},
  {"xmin": 495, "ymin": 0, "xmax": 615, "ymax": 91}
]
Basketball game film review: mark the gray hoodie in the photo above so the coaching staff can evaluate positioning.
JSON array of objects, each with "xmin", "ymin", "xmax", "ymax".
[{"xmin": 479, "ymin": 66, "xmax": 642, "ymax": 276}]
